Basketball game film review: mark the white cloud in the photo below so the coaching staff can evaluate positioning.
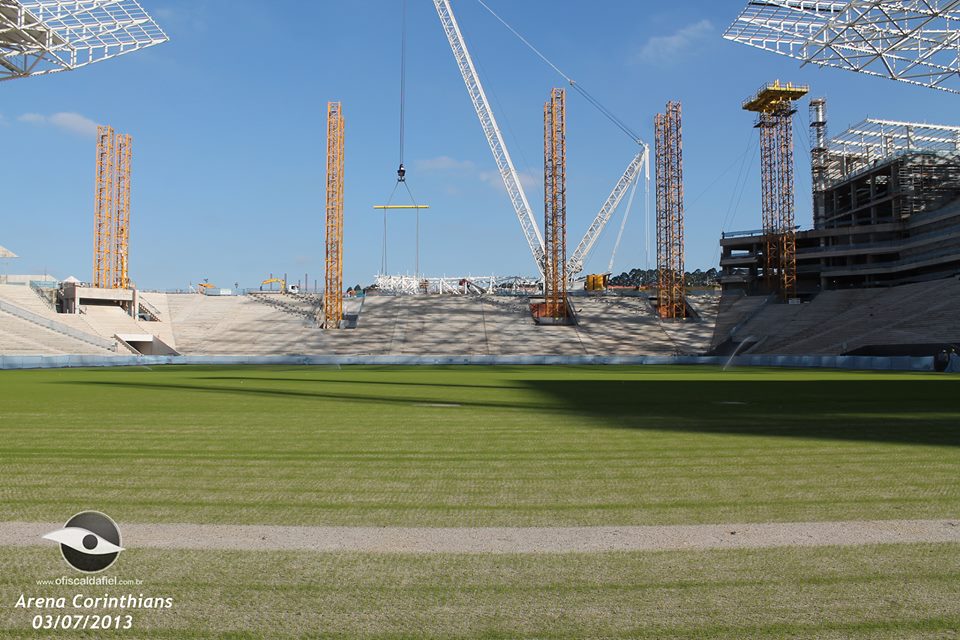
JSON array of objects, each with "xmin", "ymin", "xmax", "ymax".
[
  {"xmin": 415, "ymin": 156, "xmax": 476, "ymax": 171},
  {"xmin": 480, "ymin": 170, "xmax": 539, "ymax": 192},
  {"xmin": 635, "ymin": 20, "xmax": 713, "ymax": 65},
  {"xmin": 18, "ymin": 112, "xmax": 99, "ymax": 137},
  {"xmin": 417, "ymin": 155, "xmax": 539, "ymax": 193}
]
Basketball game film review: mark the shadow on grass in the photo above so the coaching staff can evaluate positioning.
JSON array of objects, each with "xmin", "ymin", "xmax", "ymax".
[
  {"xmin": 61, "ymin": 377, "xmax": 960, "ymax": 448},
  {"xmin": 519, "ymin": 379, "xmax": 960, "ymax": 448}
]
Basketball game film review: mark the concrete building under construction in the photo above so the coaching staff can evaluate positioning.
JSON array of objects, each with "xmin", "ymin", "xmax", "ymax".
[{"xmin": 721, "ymin": 106, "xmax": 960, "ymax": 294}]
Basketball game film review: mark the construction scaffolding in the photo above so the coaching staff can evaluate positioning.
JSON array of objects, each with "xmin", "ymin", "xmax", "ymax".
[
  {"xmin": 744, "ymin": 81, "xmax": 808, "ymax": 298},
  {"xmin": 323, "ymin": 101, "xmax": 345, "ymax": 330},
  {"xmin": 542, "ymin": 88, "xmax": 568, "ymax": 320},
  {"xmin": 654, "ymin": 101, "xmax": 686, "ymax": 320},
  {"xmin": 810, "ymin": 98, "xmax": 829, "ymax": 229},
  {"xmin": 92, "ymin": 125, "xmax": 133, "ymax": 289},
  {"xmin": 724, "ymin": 1, "xmax": 960, "ymax": 94}
]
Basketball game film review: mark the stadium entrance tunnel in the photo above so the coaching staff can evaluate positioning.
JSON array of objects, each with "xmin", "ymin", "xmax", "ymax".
[{"xmin": 518, "ymin": 378, "xmax": 960, "ymax": 448}]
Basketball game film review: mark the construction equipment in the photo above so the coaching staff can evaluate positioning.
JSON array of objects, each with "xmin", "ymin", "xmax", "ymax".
[
  {"xmin": 655, "ymin": 101, "xmax": 686, "ymax": 320},
  {"xmin": 567, "ymin": 149, "xmax": 648, "ymax": 278},
  {"xmin": 324, "ymin": 101, "xmax": 345, "ymax": 329},
  {"xmin": 585, "ymin": 274, "xmax": 609, "ymax": 292},
  {"xmin": 542, "ymin": 88, "xmax": 569, "ymax": 321},
  {"xmin": 433, "ymin": 0, "xmax": 545, "ymax": 275},
  {"xmin": 261, "ymin": 278, "xmax": 299, "ymax": 294},
  {"xmin": 743, "ymin": 81, "xmax": 808, "ymax": 299},
  {"xmin": 92, "ymin": 125, "xmax": 133, "ymax": 289},
  {"xmin": 433, "ymin": 0, "xmax": 649, "ymax": 280},
  {"xmin": 376, "ymin": 0, "xmax": 430, "ymax": 279}
]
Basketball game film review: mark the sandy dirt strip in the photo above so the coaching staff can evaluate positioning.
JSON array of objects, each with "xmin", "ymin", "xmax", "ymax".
[{"xmin": 3, "ymin": 520, "xmax": 958, "ymax": 554}]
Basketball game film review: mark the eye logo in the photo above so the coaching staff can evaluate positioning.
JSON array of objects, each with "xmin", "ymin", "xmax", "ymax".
[{"xmin": 43, "ymin": 511, "xmax": 124, "ymax": 573}]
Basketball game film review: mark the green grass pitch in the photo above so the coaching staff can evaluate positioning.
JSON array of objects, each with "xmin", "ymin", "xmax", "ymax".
[{"xmin": 0, "ymin": 365, "xmax": 958, "ymax": 638}]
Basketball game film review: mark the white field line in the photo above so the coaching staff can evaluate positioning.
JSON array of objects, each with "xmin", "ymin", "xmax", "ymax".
[{"xmin": 2, "ymin": 520, "xmax": 959, "ymax": 554}]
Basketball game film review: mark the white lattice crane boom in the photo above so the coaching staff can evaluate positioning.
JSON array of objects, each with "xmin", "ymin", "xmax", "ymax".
[
  {"xmin": 566, "ymin": 146, "xmax": 648, "ymax": 277},
  {"xmin": 433, "ymin": 0, "xmax": 546, "ymax": 276}
]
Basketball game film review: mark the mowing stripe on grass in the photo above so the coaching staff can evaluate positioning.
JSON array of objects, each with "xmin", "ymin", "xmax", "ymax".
[{"xmin": 4, "ymin": 519, "xmax": 958, "ymax": 553}]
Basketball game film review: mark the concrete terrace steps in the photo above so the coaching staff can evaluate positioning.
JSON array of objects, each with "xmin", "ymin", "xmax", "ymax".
[
  {"xmin": 734, "ymin": 277, "xmax": 960, "ymax": 355},
  {"xmin": 147, "ymin": 294, "xmax": 719, "ymax": 357},
  {"xmin": 772, "ymin": 280, "xmax": 952, "ymax": 355},
  {"xmin": 0, "ymin": 310, "xmax": 116, "ymax": 355},
  {"xmin": 710, "ymin": 294, "xmax": 769, "ymax": 349}
]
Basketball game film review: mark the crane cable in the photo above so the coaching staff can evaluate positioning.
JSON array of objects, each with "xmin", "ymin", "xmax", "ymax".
[
  {"xmin": 398, "ymin": 0, "xmax": 407, "ymax": 176},
  {"xmin": 381, "ymin": 0, "xmax": 424, "ymax": 276},
  {"xmin": 608, "ymin": 172, "xmax": 640, "ymax": 274},
  {"xmin": 473, "ymin": 0, "xmax": 645, "ymax": 147}
]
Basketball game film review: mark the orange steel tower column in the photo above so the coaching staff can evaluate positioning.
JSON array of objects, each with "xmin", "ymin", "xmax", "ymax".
[
  {"xmin": 324, "ymin": 102, "xmax": 345, "ymax": 329},
  {"xmin": 543, "ymin": 88, "xmax": 568, "ymax": 320},
  {"xmin": 743, "ymin": 82, "xmax": 808, "ymax": 299},
  {"xmin": 655, "ymin": 101, "xmax": 686, "ymax": 320},
  {"xmin": 92, "ymin": 125, "xmax": 115, "ymax": 288},
  {"xmin": 113, "ymin": 133, "xmax": 133, "ymax": 289}
]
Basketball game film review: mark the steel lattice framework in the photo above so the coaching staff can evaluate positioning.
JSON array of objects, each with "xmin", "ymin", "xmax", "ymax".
[
  {"xmin": 0, "ymin": 0, "xmax": 168, "ymax": 81},
  {"xmin": 829, "ymin": 116, "xmax": 960, "ymax": 156},
  {"xmin": 324, "ymin": 102, "xmax": 345, "ymax": 330},
  {"xmin": 92, "ymin": 125, "xmax": 132, "ymax": 289},
  {"xmin": 654, "ymin": 102, "xmax": 686, "ymax": 321},
  {"xmin": 725, "ymin": 1, "xmax": 960, "ymax": 93},
  {"xmin": 744, "ymin": 82, "xmax": 809, "ymax": 298},
  {"xmin": 543, "ymin": 88, "xmax": 568, "ymax": 320}
]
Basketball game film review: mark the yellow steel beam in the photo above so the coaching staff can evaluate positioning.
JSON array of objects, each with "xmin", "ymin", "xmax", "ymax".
[{"xmin": 372, "ymin": 205, "xmax": 431, "ymax": 210}]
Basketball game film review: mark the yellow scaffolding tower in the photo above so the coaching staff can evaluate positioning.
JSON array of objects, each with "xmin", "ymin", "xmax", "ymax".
[
  {"xmin": 655, "ymin": 101, "xmax": 686, "ymax": 320},
  {"xmin": 92, "ymin": 125, "xmax": 114, "ymax": 289},
  {"xmin": 113, "ymin": 133, "xmax": 132, "ymax": 289},
  {"xmin": 743, "ymin": 81, "xmax": 808, "ymax": 299},
  {"xmin": 324, "ymin": 102, "xmax": 345, "ymax": 329},
  {"xmin": 543, "ymin": 88, "xmax": 568, "ymax": 320},
  {"xmin": 92, "ymin": 125, "xmax": 134, "ymax": 289}
]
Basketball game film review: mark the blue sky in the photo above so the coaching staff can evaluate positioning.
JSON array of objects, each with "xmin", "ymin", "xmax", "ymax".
[{"xmin": 3, "ymin": 0, "xmax": 958, "ymax": 290}]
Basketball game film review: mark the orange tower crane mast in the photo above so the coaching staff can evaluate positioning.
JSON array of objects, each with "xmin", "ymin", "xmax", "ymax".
[
  {"xmin": 743, "ymin": 81, "xmax": 808, "ymax": 299},
  {"xmin": 543, "ymin": 88, "xmax": 568, "ymax": 320},
  {"xmin": 324, "ymin": 101, "xmax": 345, "ymax": 329},
  {"xmin": 654, "ymin": 101, "xmax": 686, "ymax": 320}
]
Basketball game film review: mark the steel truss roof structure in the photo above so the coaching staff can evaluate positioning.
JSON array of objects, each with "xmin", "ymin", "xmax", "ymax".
[
  {"xmin": 725, "ymin": 1, "xmax": 960, "ymax": 93},
  {"xmin": 830, "ymin": 117, "xmax": 960, "ymax": 156},
  {"xmin": 0, "ymin": 0, "xmax": 167, "ymax": 81}
]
